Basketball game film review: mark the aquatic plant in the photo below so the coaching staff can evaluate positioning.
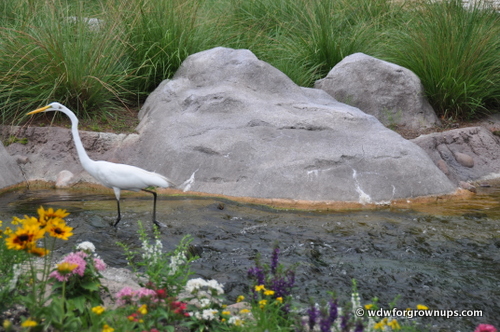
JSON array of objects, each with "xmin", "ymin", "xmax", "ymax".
[{"xmin": 0, "ymin": 207, "xmax": 497, "ymax": 331}]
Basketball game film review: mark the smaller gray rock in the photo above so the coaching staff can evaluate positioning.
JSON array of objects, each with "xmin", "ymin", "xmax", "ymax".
[
  {"xmin": 436, "ymin": 159, "xmax": 449, "ymax": 175},
  {"xmin": 14, "ymin": 155, "xmax": 29, "ymax": 164},
  {"xmin": 0, "ymin": 143, "xmax": 24, "ymax": 189},
  {"xmin": 315, "ymin": 53, "xmax": 441, "ymax": 132},
  {"xmin": 454, "ymin": 152, "xmax": 474, "ymax": 168},
  {"xmin": 55, "ymin": 170, "xmax": 75, "ymax": 188},
  {"xmin": 459, "ymin": 181, "xmax": 476, "ymax": 193}
]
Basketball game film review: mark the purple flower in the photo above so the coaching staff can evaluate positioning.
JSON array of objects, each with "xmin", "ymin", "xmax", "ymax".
[
  {"xmin": 354, "ymin": 321, "xmax": 364, "ymax": 332},
  {"xmin": 248, "ymin": 266, "xmax": 265, "ymax": 285},
  {"xmin": 328, "ymin": 300, "xmax": 338, "ymax": 324},
  {"xmin": 307, "ymin": 305, "xmax": 319, "ymax": 330},
  {"xmin": 340, "ymin": 313, "xmax": 350, "ymax": 332},
  {"xmin": 271, "ymin": 247, "xmax": 280, "ymax": 275},
  {"xmin": 319, "ymin": 316, "xmax": 332, "ymax": 332}
]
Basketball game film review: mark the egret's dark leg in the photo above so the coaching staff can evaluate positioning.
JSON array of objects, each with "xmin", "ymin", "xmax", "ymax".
[
  {"xmin": 141, "ymin": 189, "xmax": 160, "ymax": 227},
  {"xmin": 113, "ymin": 200, "xmax": 122, "ymax": 227}
]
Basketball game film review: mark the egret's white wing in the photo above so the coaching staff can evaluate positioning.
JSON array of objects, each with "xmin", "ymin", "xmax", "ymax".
[{"xmin": 92, "ymin": 161, "xmax": 173, "ymax": 190}]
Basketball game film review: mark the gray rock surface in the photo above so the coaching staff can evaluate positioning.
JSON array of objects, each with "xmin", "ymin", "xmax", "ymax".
[
  {"xmin": 2, "ymin": 125, "xmax": 140, "ymax": 185},
  {"xmin": 411, "ymin": 126, "xmax": 500, "ymax": 184},
  {"xmin": 130, "ymin": 47, "xmax": 456, "ymax": 203},
  {"xmin": 0, "ymin": 141, "xmax": 24, "ymax": 189},
  {"xmin": 1, "ymin": 48, "xmax": 459, "ymax": 203},
  {"xmin": 315, "ymin": 53, "xmax": 441, "ymax": 133}
]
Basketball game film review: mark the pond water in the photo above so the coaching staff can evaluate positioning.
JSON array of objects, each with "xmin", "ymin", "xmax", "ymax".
[{"xmin": 1, "ymin": 184, "xmax": 499, "ymax": 331}]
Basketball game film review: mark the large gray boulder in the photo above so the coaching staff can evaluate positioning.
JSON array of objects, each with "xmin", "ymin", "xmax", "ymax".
[
  {"xmin": 0, "ymin": 141, "xmax": 24, "ymax": 188},
  {"xmin": 315, "ymin": 53, "xmax": 440, "ymax": 133},
  {"xmin": 128, "ymin": 47, "xmax": 456, "ymax": 203},
  {"xmin": 411, "ymin": 126, "xmax": 500, "ymax": 184},
  {"xmin": 2, "ymin": 125, "xmax": 139, "ymax": 186}
]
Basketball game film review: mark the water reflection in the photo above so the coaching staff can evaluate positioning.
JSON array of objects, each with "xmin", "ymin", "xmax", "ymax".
[{"xmin": 1, "ymin": 185, "xmax": 499, "ymax": 331}]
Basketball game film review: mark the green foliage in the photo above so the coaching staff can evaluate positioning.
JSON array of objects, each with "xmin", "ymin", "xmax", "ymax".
[
  {"xmin": 117, "ymin": 221, "xmax": 197, "ymax": 296},
  {"xmin": 0, "ymin": 0, "xmax": 133, "ymax": 123},
  {"xmin": 1, "ymin": 0, "xmax": 500, "ymax": 124},
  {"xmin": 114, "ymin": 0, "xmax": 203, "ymax": 96},
  {"xmin": 383, "ymin": 0, "xmax": 500, "ymax": 120},
  {"xmin": 0, "ymin": 230, "xmax": 29, "ymax": 314}
]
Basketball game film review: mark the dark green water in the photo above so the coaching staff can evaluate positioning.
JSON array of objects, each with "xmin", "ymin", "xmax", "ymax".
[{"xmin": 1, "ymin": 185, "xmax": 499, "ymax": 331}]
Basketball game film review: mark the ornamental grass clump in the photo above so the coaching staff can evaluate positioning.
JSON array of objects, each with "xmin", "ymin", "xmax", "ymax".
[{"xmin": 383, "ymin": 0, "xmax": 500, "ymax": 120}]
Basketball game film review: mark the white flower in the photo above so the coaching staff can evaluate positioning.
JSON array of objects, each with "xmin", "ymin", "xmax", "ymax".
[
  {"xmin": 228, "ymin": 316, "xmax": 243, "ymax": 325},
  {"xmin": 207, "ymin": 279, "xmax": 224, "ymax": 295},
  {"xmin": 76, "ymin": 241, "xmax": 95, "ymax": 252},
  {"xmin": 199, "ymin": 298, "xmax": 211, "ymax": 308},
  {"xmin": 168, "ymin": 251, "xmax": 186, "ymax": 275},
  {"xmin": 201, "ymin": 309, "xmax": 218, "ymax": 321},
  {"xmin": 185, "ymin": 278, "xmax": 208, "ymax": 293},
  {"xmin": 351, "ymin": 292, "xmax": 361, "ymax": 316},
  {"xmin": 142, "ymin": 239, "xmax": 163, "ymax": 263}
]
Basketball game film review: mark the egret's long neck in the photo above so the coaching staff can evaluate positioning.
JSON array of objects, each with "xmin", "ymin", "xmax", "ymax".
[{"xmin": 62, "ymin": 109, "xmax": 94, "ymax": 169}]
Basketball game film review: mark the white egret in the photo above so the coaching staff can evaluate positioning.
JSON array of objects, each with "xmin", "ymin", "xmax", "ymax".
[{"xmin": 28, "ymin": 102, "xmax": 176, "ymax": 227}]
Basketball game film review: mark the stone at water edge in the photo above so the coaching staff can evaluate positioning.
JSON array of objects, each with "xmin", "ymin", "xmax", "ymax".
[
  {"xmin": 127, "ymin": 47, "xmax": 456, "ymax": 203},
  {"xmin": 0, "ymin": 142, "xmax": 24, "ymax": 189}
]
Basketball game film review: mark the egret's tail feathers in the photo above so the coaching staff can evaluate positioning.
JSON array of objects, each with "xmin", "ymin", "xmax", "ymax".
[{"xmin": 179, "ymin": 169, "xmax": 198, "ymax": 192}]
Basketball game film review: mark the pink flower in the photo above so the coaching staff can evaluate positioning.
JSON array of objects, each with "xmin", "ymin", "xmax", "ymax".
[
  {"xmin": 136, "ymin": 288, "xmax": 158, "ymax": 302},
  {"xmin": 63, "ymin": 252, "xmax": 86, "ymax": 276},
  {"xmin": 93, "ymin": 258, "xmax": 107, "ymax": 271},
  {"xmin": 50, "ymin": 251, "xmax": 87, "ymax": 282},
  {"xmin": 116, "ymin": 287, "xmax": 136, "ymax": 306},
  {"xmin": 475, "ymin": 324, "xmax": 497, "ymax": 332},
  {"xmin": 49, "ymin": 270, "xmax": 70, "ymax": 282},
  {"xmin": 115, "ymin": 287, "xmax": 160, "ymax": 306}
]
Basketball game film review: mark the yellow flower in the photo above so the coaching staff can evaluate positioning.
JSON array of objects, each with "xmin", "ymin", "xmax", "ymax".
[
  {"xmin": 416, "ymin": 304, "xmax": 428, "ymax": 310},
  {"xmin": 239, "ymin": 309, "xmax": 251, "ymax": 314},
  {"xmin": 374, "ymin": 318, "xmax": 388, "ymax": 330},
  {"xmin": 56, "ymin": 262, "xmax": 78, "ymax": 275},
  {"xmin": 28, "ymin": 246, "xmax": 50, "ymax": 257},
  {"xmin": 4, "ymin": 227, "xmax": 12, "ymax": 235},
  {"xmin": 46, "ymin": 219, "xmax": 73, "ymax": 240},
  {"xmin": 387, "ymin": 319, "xmax": 401, "ymax": 330},
  {"xmin": 276, "ymin": 297, "xmax": 283, "ymax": 303},
  {"xmin": 364, "ymin": 304, "xmax": 374, "ymax": 309},
  {"xmin": 37, "ymin": 206, "xmax": 70, "ymax": 228},
  {"xmin": 263, "ymin": 289, "xmax": 275, "ymax": 296},
  {"xmin": 102, "ymin": 324, "xmax": 114, "ymax": 332},
  {"xmin": 21, "ymin": 216, "xmax": 44, "ymax": 229},
  {"xmin": 138, "ymin": 304, "xmax": 148, "ymax": 315},
  {"xmin": 254, "ymin": 285, "xmax": 266, "ymax": 292},
  {"xmin": 236, "ymin": 295, "xmax": 245, "ymax": 302},
  {"xmin": 21, "ymin": 319, "xmax": 37, "ymax": 327},
  {"xmin": 5, "ymin": 225, "xmax": 44, "ymax": 251},
  {"xmin": 259, "ymin": 299, "xmax": 267, "ymax": 309},
  {"xmin": 92, "ymin": 306, "xmax": 106, "ymax": 315},
  {"xmin": 221, "ymin": 310, "xmax": 231, "ymax": 315},
  {"xmin": 11, "ymin": 217, "xmax": 21, "ymax": 225},
  {"xmin": 3, "ymin": 319, "xmax": 12, "ymax": 329}
]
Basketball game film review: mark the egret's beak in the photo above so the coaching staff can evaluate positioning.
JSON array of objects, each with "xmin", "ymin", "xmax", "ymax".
[{"xmin": 27, "ymin": 105, "xmax": 51, "ymax": 115}]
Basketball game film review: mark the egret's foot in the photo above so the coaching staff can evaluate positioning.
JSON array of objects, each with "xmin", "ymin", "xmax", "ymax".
[{"xmin": 153, "ymin": 220, "xmax": 165, "ymax": 229}]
